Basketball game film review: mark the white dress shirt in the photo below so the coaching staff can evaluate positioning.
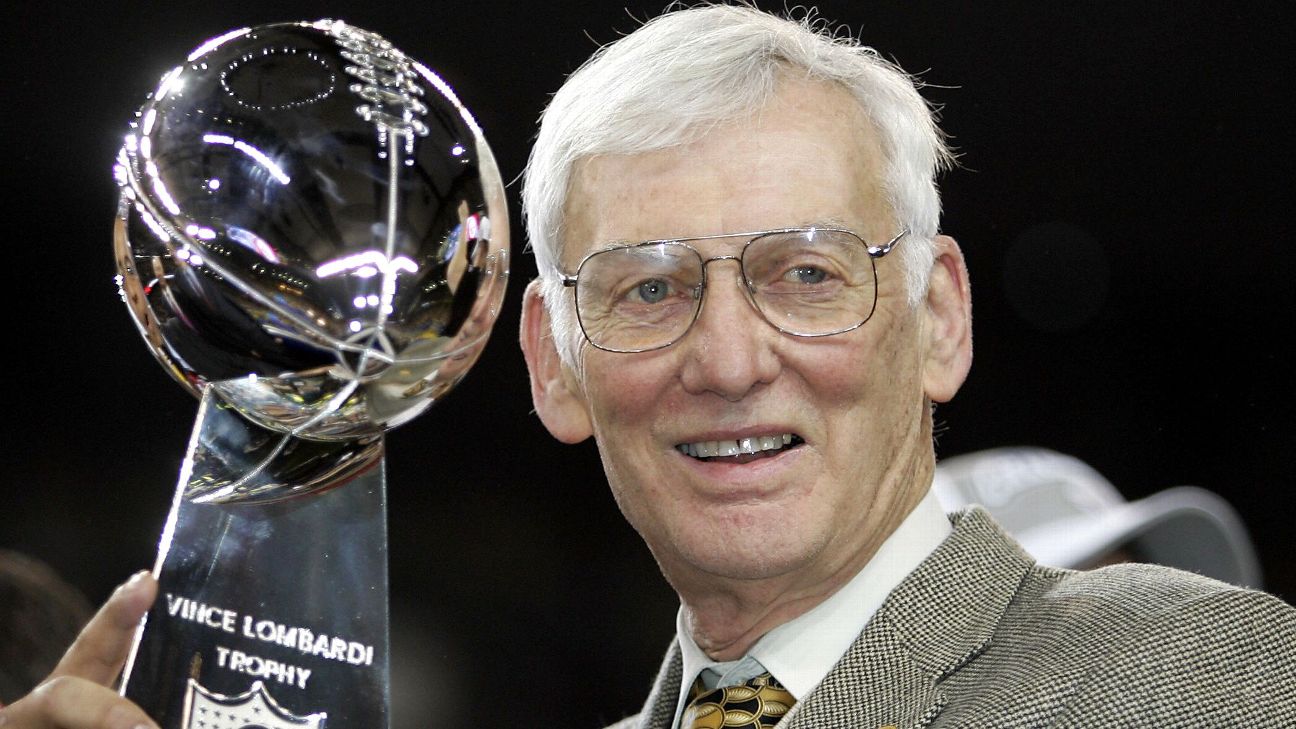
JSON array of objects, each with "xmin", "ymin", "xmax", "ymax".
[{"xmin": 671, "ymin": 490, "xmax": 952, "ymax": 728}]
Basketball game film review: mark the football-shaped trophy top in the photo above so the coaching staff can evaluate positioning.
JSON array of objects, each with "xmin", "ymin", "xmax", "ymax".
[{"xmin": 114, "ymin": 19, "xmax": 509, "ymax": 440}]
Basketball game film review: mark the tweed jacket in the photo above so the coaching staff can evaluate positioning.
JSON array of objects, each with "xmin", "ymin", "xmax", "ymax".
[{"xmin": 606, "ymin": 507, "xmax": 1296, "ymax": 728}]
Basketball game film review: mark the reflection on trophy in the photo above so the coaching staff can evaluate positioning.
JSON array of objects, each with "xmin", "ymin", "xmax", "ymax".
[{"xmin": 112, "ymin": 19, "xmax": 508, "ymax": 728}]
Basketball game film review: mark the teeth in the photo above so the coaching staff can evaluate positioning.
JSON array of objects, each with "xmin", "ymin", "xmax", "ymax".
[{"xmin": 676, "ymin": 434, "xmax": 798, "ymax": 459}]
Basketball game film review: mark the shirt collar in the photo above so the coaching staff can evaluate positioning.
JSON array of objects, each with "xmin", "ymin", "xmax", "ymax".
[{"xmin": 672, "ymin": 489, "xmax": 952, "ymax": 727}]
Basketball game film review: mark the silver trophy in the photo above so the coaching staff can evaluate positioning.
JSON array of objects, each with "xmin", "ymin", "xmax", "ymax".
[{"xmin": 111, "ymin": 20, "xmax": 508, "ymax": 728}]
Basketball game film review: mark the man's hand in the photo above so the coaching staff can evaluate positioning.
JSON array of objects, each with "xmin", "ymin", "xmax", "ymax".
[{"xmin": 0, "ymin": 571, "xmax": 159, "ymax": 729}]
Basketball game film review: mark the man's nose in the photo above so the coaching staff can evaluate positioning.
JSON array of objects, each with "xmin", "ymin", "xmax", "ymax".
[{"xmin": 677, "ymin": 259, "xmax": 781, "ymax": 400}]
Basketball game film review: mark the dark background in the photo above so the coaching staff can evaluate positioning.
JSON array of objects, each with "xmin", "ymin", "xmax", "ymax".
[{"xmin": 2, "ymin": 2, "xmax": 1292, "ymax": 726}]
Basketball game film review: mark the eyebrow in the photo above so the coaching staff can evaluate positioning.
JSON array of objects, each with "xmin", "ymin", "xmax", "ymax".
[
  {"xmin": 594, "ymin": 219, "xmax": 860, "ymax": 249},
  {"xmin": 803, "ymin": 216, "xmax": 854, "ymax": 230}
]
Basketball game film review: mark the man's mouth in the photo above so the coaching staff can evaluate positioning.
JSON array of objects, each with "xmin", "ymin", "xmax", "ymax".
[{"xmin": 675, "ymin": 434, "xmax": 804, "ymax": 462}]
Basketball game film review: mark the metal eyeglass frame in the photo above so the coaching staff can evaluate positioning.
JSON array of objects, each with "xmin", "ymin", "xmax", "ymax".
[{"xmin": 560, "ymin": 226, "xmax": 909, "ymax": 353}]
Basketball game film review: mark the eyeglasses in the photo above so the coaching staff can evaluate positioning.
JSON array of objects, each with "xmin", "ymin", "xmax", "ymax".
[{"xmin": 560, "ymin": 226, "xmax": 907, "ymax": 353}]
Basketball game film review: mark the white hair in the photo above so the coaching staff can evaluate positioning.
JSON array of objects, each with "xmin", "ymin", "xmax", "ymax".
[{"xmin": 523, "ymin": 3, "xmax": 953, "ymax": 368}]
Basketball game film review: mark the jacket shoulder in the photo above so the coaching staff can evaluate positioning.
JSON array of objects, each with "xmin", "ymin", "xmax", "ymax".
[
  {"xmin": 1035, "ymin": 564, "xmax": 1296, "ymax": 726},
  {"xmin": 1058, "ymin": 583, "xmax": 1296, "ymax": 725},
  {"xmin": 935, "ymin": 560, "xmax": 1296, "ymax": 727}
]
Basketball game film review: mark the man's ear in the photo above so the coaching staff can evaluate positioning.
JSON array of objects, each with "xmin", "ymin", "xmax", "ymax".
[
  {"xmin": 519, "ymin": 280, "xmax": 594, "ymax": 443},
  {"xmin": 921, "ymin": 235, "xmax": 973, "ymax": 403}
]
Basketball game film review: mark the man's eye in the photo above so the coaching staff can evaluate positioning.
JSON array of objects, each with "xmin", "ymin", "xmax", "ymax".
[
  {"xmin": 784, "ymin": 266, "xmax": 829, "ymax": 285},
  {"xmin": 628, "ymin": 278, "xmax": 672, "ymax": 303}
]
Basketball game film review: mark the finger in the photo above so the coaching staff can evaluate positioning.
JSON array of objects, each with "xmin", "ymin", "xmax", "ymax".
[
  {"xmin": 51, "ymin": 571, "xmax": 157, "ymax": 686},
  {"xmin": 0, "ymin": 675, "xmax": 158, "ymax": 729}
]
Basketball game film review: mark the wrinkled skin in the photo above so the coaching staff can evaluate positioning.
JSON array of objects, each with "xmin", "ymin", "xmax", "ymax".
[{"xmin": 521, "ymin": 78, "xmax": 972, "ymax": 659}]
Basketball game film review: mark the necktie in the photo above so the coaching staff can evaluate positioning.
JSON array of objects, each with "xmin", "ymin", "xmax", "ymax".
[{"xmin": 682, "ymin": 672, "xmax": 795, "ymax": 729}]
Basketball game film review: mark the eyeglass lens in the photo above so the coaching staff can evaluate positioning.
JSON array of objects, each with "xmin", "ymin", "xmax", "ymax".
[{"xmin": 575, "ymin": 230, "xmax": 879, "ymax": 352}]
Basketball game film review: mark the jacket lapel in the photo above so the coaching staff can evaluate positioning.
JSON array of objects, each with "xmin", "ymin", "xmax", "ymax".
[
  {"xmin": 781, "ymin": 508, "xmax": 1034, "ymax": 729},
  {"xmin": 629, "ymin": 640, "xmax": 683, "ymax": 729}
]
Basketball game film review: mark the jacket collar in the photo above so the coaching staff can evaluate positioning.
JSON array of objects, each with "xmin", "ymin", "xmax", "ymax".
[{"xmin": 782, "ymin": 507, "xmax": 1035, "ymax": 728}]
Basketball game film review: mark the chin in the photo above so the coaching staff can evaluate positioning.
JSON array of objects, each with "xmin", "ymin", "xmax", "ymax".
[
  {"xmin": 695, "ymin": 554, "xmax": 809, "ymax": 582},
  {"xmin": 670, "ymin": 517, "xmax": 827, "ymax": 582}
]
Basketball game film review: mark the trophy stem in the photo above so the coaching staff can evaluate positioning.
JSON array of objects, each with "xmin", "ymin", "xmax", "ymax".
[{"xmin": 122, "ymin": 389, "xmax": 391, "ymax": 728}]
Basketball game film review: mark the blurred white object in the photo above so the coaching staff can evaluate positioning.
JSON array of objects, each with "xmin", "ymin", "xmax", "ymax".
[{"xmin": 933, "ymin": 447, "xmax": 1263, "ymax": 588}]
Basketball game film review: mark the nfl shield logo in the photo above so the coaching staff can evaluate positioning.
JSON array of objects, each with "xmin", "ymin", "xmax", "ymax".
[{"xmin": 182, "ymin": 679, "xmax": 326, "ymax": 729}]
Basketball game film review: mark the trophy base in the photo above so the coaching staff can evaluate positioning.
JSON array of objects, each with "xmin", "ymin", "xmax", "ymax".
[{"xmin": 122, "ymin": 389, "xmax": 391, "ymax": 728}]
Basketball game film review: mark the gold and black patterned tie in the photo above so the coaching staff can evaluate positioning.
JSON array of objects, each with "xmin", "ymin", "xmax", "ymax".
[{"xmin": 682, "ymin": 672, "xmax": 795, "ymax": 729}]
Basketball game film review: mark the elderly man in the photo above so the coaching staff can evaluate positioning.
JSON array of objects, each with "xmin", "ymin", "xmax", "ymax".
[
  {"xmin": 517, "ymin": 5, "xmax": 1296, "ymax": 728},
  {"xmin": 4, "ymin": 4, "xmax": 1293, "ymax": 728}
]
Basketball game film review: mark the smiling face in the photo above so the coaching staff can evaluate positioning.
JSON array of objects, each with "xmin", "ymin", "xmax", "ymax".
[{"xmin": 522, "ymin": 78, "xmax": 971, "ymax": 607}]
